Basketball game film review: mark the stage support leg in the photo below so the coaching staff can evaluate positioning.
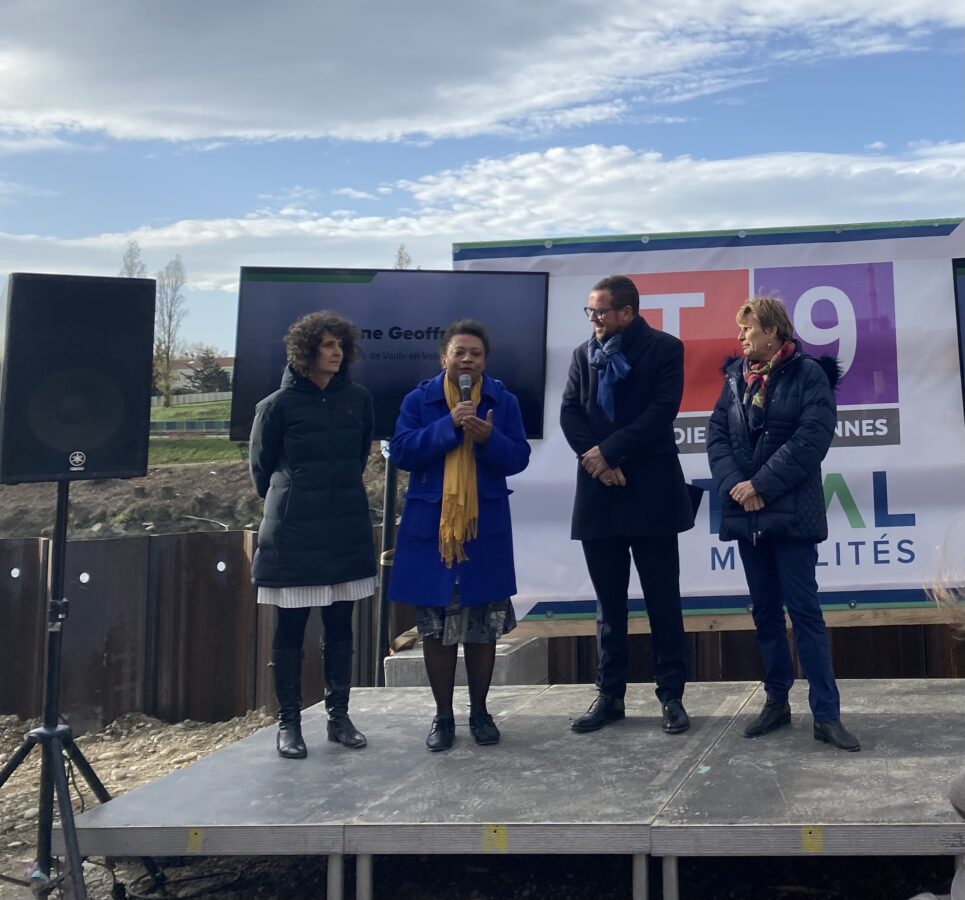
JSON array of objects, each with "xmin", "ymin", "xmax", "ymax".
[
  {"xmin": 326, "ymin": 852, "xmax": 343, "ymax": 900},
  {"xmin": 375, "ymin": 456, "xmax": 397, "ymax": 686},
  {"xmin": 952, "ymin": 853, "xmax": 964, "ymax": 895},
  {"xmin": 631, "ymin": 852, "xmax": 648, "ymax": 900},
  {"xmin": 662, "ymin": 855, "xmax": 680, "ymax": 900},
  {"xmin": 356, "ymin": 853, "xmax": 373, "ymax": 900}
]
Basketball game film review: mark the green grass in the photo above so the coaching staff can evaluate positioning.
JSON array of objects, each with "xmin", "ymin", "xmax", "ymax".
[
  {"xmin": 151, "ymin": 400, "xmax": 232, "ymax": 422},
  {"xmin": 148, "ymin": 437, "xmax": 246, "ymax": 465}
]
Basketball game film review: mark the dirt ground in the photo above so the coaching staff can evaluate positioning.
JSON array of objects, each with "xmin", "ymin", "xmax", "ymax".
[{"xmin": 0, "ymin": 447, "xmax": 395, "ymax": 541}]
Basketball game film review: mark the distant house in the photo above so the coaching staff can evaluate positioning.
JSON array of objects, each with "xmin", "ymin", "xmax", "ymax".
[{"xmin": 170, "ymin": 356, "xmax": 235, "ymax": 391}]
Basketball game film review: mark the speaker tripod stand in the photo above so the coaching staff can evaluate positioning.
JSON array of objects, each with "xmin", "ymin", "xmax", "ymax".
[{"xmin": 0, "ymin": 481, "xmax": 162, "ymax": 898}]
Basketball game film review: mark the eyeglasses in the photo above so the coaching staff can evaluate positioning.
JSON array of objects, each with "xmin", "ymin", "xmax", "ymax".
[{"xmin": 583, "ymin": 306, "xmax": 622, "ymax": 320}]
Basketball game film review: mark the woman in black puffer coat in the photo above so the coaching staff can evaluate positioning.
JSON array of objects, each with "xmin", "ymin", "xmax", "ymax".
[
  {"xmin": 250, "ymin": 311, "xmax": 375, "ymax": 759},
  {"xmin": 707, "ymin": 295, "xmax": 859, "ymax": 752}
]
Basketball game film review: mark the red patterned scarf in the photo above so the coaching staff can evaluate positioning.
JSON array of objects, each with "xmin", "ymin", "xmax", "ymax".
[{"xmin": 742, "ymin": 341, "xmax": 796, "ymax": 426}]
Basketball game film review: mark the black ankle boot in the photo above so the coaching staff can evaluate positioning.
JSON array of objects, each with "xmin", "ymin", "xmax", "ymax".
[
  {"xmin": 813, "ymin": 719, "xmax": 860, "ymax": 752},
  {"xmin": 271, "ymin": 649, "xmax": 307, "ymax": 759},
  {"xmin": 744, "ymin": 696, "xmax": 791, "ymax": 738},
  {"xmin": 323, "ymin": 640, "xmax": 367, "ymax": 749},
  {"xmin": 661, "ymin": 698, "xmax": 690, "ymax": 734}
]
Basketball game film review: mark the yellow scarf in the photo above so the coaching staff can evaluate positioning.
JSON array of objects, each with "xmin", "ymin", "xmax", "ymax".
[{"xmin": 439, "ymin": 376, "xmax": 481, "ymax": 567}]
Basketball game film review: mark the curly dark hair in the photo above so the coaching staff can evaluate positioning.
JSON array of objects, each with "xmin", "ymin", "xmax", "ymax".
[
  {"xmin": 439, "ymin": 319, "xmax": 490, "ymax": 357},
  {"xmin": 284, "ymin": 310, "xmax": 361, "ymax": 377}
]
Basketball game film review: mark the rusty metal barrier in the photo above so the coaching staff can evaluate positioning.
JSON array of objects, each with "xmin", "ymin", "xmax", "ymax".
[{"xmin": 2, "ymin": 531, "xmax": 962, "ymax": 732}]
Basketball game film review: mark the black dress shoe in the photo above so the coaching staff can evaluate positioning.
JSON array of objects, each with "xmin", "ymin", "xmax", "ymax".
[
  {"xmin": 661, "ymin": 699, "xmax": 690, "ymax": 734},
  {"xmin": 813, "ymin": 719, "xmax": 860, "ymax": 752},
  {"xmin": 571, "ymin": 693, "xmax": 625, "ymax": 733},
  {"xmin": 744, "ymin": 697, "xmax": 791, "ymax": 738},
  {"xmin": 426, "ymin": 715, "xmax": 456, "ymax": 752},
  {"xmin": 469, "ymin": 713, "xmax": 500, "ymax": 745}
]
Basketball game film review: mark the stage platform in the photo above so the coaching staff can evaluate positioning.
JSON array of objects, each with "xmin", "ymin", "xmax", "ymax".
[{"xmin": 66, "ymin": 680, "xmax": 965, "ymax": 900}]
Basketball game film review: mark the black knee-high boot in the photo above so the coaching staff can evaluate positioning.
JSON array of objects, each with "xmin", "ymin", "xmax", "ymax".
[
  {"xmin": 271, "ymin": 649, "xmax": 307, "ymax": 759},
  {"xmin": 323, "ymin": 641, "xmax": 367, "ymax": 749}
]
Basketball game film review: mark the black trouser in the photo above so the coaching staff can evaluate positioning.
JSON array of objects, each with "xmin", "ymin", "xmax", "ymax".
[
  {"xmin": 582, "ymin": 534, "xmax": 687, "ymax": 703},
  {"xmin": 272, "ymin": 603, "xmax": 354, "ymax": 651}
]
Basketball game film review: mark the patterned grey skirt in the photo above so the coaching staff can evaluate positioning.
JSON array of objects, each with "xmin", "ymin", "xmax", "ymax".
[{"xmin": 415, "ymin": 586, "xmax": 517, "ymax": 646}]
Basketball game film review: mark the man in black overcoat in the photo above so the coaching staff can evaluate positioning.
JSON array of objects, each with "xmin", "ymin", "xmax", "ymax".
[{"xmin": 560, "ymin": 275, "xmax": 695, "ymax": 735}]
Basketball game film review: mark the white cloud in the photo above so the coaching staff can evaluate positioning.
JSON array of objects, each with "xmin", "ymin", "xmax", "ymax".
[
  {"xmin": 332, "ymin": 187, "xmax": 378, "ymax": 200},
  {"xmin": 0, "ymin": 0, "xmax": 959, "ymax": 143},
  {"xmin": 0, "ymin": 178, "xmax": 57, "ymax": 203},
  {"xmin": 4, "ymin": 139, "xmax": 959, "ymax": 349},
  {"xmin": 0, "ymin": 133, "xmax": 74, "ymax": 154},
  {"xmin": 2, "ymin": 141, "xmax": 960, "ymax": 280}
]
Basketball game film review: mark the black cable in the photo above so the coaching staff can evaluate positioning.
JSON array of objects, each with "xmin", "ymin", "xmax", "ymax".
[
  {"xmin": 64, "ymin": 748, "xmax": 87, "ymax": 815},
  {"xmin": 125, "ymin": 864, "xmax": 241, "ymax": 899}
]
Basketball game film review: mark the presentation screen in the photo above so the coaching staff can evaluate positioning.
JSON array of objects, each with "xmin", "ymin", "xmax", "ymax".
[{"xmin": 231, "ymin": 268, "xmax": 548, "ymax": 441}]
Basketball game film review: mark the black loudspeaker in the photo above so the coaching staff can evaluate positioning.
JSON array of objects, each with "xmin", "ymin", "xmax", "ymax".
[{"xmin": 0, "ymin": 273, "xmax": 156, "ymax": 484}]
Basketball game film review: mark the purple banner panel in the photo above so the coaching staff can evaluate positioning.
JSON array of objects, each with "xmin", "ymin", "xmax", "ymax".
[{"xmin": 755, "ymin": 263, "xmax": 899, "ymax": 406}]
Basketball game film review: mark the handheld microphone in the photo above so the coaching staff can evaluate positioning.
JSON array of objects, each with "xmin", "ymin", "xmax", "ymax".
[{"xmin": 458, "ymin": 373, "xmax": 472, "ymax": 402}]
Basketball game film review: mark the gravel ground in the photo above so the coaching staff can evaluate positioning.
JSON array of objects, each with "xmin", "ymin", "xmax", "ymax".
[{"xmin": 0, "ymin": 713, "xmax": 957, "ymax": 900}]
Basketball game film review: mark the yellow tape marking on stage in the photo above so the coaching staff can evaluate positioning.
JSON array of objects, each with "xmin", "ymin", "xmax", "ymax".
[
  {"xmin": 186, "ymin": 828, "xmax": 205, "ymax": 854},
  {"xmin": 801, "ymin": 826, "xmax": 824, "ymax": 853},
  {"xmin": 482, "ymin": 824, "xmax": 509, "ymax": 852}
]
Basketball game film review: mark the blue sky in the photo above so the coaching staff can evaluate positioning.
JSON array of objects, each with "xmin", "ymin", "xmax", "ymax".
[{"xmin": 0, "ymin": 0, "xmax": 962, "ymax": 354}]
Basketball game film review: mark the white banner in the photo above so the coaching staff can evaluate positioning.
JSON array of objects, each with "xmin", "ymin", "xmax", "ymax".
[{"xmin": 454, "ymin": 220, "xmax": 965, "ymax": 619}]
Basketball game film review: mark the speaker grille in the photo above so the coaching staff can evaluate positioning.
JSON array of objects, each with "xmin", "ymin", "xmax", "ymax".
[
  {"xmin": 0, "ymin": 273, "xmax": 156, "ymax": 483},
  {"xmin": 27, "ymin": 367, "xmax": 126, "ymax": 452}
]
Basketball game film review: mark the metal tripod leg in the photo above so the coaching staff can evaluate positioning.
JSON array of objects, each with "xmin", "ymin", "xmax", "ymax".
[
  {"xmin": 0, "ymin": 483, "xmax": 163, "ymax": 897},
  {"xmin": 61, "ymin": 734, "xmax": 165, "ymax": 887},
  {"xmin": 0, "ymin": 736, "xmax": 37, "ymax": 788},
  {"xmin": 49, "ymin": 734, "xmax": 88, "ymax": 900}
]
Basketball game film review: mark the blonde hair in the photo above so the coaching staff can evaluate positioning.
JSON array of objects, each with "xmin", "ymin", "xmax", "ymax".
[
  {"xmin": 927, "ymin": 518, "xmax": 965, "ymax": 630},
  {"xmin": 737, "ymin": 295, "xmax": 794, "ymax": 343}
]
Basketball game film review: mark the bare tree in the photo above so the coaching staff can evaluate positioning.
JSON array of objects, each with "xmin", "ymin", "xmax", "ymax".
[
  {"xmin": 184, "ymin": 340, "xmax": 227, "ymax": 359},
  {"xmin": 119, "ymin": 239, "xmax": 148, "ymax": 278},
  {"xmin": 394, "ymin": 244, "xmax": 412, "ymax": 270},
  {"xmin": 154, "ymin": 255, "xmax": 188, "ymax": 407}
]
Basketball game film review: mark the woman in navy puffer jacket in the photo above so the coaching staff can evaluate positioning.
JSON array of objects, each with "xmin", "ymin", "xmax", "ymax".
[
  {"xmin": 250, "ymin": 311, "xmax": 375, "ymax": 759},
  {"xmin": 707, "ymin": 295, "xmax": 859, "ymax": 752}
]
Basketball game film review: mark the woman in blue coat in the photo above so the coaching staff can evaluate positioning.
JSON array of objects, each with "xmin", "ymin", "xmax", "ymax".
[
  {"xmin": 389, "ymin": 320, "xmax": 531, "ymax": 751},
  {"xmin": 707, "ymin": 295, "xmax": 859, "ymax": 752}
]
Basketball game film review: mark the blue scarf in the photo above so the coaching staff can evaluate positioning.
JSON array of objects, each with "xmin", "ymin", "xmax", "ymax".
[{"xmin": 588, "ymin": 332, "xmax": 630, "ymax": 422}]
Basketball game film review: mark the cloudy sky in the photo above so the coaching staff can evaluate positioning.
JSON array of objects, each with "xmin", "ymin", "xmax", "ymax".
[{"xmin": 0, "ymin": 0, "xmax": 962, "ymax": 352}]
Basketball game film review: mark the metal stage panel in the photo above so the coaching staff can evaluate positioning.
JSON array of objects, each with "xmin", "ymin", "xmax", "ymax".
[
  {"xmin": 652, "ymin": 679, "xmax": 965, "ymax": 858},
  {"xmin": 68, "ymin": 683, "xmax": 753, "ymax": 859},
  {"xmin": 343, "ymin": 683, "xmax": 752, "ymax": 856},
  {"xmin": 65, "ymin": 680, "xmax": 965, "ymax": 898}
]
